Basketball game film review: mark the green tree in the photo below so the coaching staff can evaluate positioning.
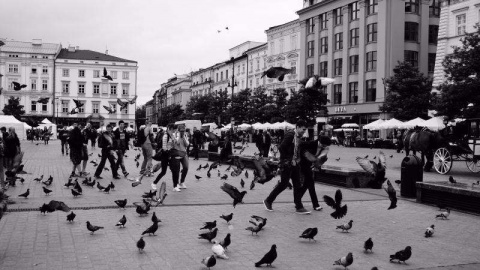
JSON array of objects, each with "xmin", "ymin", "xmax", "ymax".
[
  {"xmin": 2, "ymin": 97, "xmax": 25, "ymax": 119},
  {"xmin": 184, "ymin": 94, "xmax": 214, "ymax": 121},
  {"xmin": 433, "ymin": 23, "xmax": 480, "ymax": 118},
  {"xmin": 284, "ymin": 85, "xmax": 328, "ymax": 126},
  {"xmin": 207, "ymin": 90, "xmax": 231, "ymax": 125},
  {"xmin": 159, "ymin": 104, "xmax": 184, "ymax": 126},
  {"xmin": 248, "ymin": 87, "xmax": 273, "ymax": 123},
  {"xmin": 135, "ymin": 105, "xmax": 146, "ymax": 127},
  {"xmin": 231, "ymin": 88, "xmax": 252, "ymax": 124},
  {"xmin": 379, "ymin": 61, "xmax": 433, "ymax": 120}
]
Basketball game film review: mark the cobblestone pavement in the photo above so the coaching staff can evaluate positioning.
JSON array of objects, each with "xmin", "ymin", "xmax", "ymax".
[{"xmin": 0, "ymin": 140, "xmax": 479, "ymax": 270}]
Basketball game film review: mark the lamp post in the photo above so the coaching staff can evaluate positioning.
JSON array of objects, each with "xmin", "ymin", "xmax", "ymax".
[{"xmin": 227, "ymin": 57, "xmax": 238, "ymax": 133}]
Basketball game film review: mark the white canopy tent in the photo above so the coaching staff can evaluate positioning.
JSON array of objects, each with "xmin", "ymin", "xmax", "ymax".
[
  {"xmin": 400, "ymin": 117, "xmax": 425, "ymax": 129},
  {"xmin": 237, "ymin": 123, "xmax": 252, "ymax": 130},
  {"xmin": 341, "ymin": 123, "xmax": 360, "ymax": 128},
  {"xmin": 251, "ymin": 122, "xmax": 263, "ymax": 129},
  {"xmin": 273, "ymin": 121, "xmax": 295, "ymax": 130},
  {"xmin": 377, "ymin": 118, "xmax": 404, "ymax": 130},
  {"xmin": 363, "ymin": 119, "xmax": 385, "ymax": 130},
  {"xmin": 0, "ymin": 115, "xmax": 27, "ymax": 140},
  {"xmin": 39, "ymin": 118, "xmax": 58, "ymax": 139},
  {"xmin": 419, "ymin": 117, "xmax": 446, "ymax": 131}
]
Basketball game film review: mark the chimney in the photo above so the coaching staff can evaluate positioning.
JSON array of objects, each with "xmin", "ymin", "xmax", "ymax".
[
  {"xmin": 32, "ymin": 39, "xmax": 42, "ymax": 46},
  {"xmin": 68, "ymin": 46, "xmax": 76, "ymax": 52}
]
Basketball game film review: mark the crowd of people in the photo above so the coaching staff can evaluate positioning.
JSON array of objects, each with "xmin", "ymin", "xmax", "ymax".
[{"xmin": 0, "ymin": 127, "xmax": 22, "ymax": 191}]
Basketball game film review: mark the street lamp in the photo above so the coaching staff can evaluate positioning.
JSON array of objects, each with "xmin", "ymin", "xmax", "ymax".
[{"xmin": 227, "ymin": 57, "xmax": 238, "ymax": 133}]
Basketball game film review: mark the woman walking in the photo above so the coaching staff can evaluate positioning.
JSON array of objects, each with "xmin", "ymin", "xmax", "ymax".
[
  {"xmin": 4, "ymin": 127, "xmax": 20, "ymax": 172},
  {"xmin": 169, "ymin": 124, "xmax": 189, "ymax": 192},
  {"xmin": 68, "ymin": 123, "xmax": 84, "ymax": 177},
  {"xmin": 151, "ymin": 124, "xmax": 174, "ymax": 190}
]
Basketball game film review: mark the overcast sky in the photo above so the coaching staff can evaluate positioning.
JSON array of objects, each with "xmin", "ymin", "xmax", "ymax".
[{"xmin": 1, "ymin": 0, "xmax": 302, "ymax": 105}]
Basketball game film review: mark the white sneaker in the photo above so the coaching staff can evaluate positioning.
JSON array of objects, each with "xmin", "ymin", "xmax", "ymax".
[
  {"xmin": 151, "ymin": 183, "xmax": 157, "ymax": 190},
  {"xmin": 179, "ymin": 183, "xmax": 187, "ymax": 189},
  {"xmin": 173, "ymin": 187, "xmax": 181, "ymax": 192}
]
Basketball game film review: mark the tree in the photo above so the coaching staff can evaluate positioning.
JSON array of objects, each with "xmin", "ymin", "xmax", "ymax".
[
  {"xmin": 159, "ymin": 104, "xmax": 184, "ymax": 126},
  {"xmin": 231, "ymin": 88, "xmax": 252, "ymax": 124},
  {"xmin": 284, "ymin": 85, "xmax": 328, "ymax": 126},
  {"xmin": 135, "ymin": 105, "xmax": 146, "ymax": 127},
  {"xmin": 379, "ymin": 61, "xmax": 433, "ymax": 120},
  {"xmin": 248, "ymin": 87, "xmax": 273, "ymax": 123},
  {"xmin": 207, "ymin": 90, "xmax": 231, "ymax": 125},
  {"xmin": 3, "ymin": 97, "xmax": 25, "ymax": 119},
  {"xmin": 184, "ymin": 94, "xmax": 215, "ymax": 121},
  {"xmin": 433, "ymin": 23, "xmax": 480, "ymax": 118}
]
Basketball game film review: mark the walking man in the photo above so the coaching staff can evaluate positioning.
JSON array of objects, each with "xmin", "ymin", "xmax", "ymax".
[
  {"xmin": 139, "ymin": 121, "xmax": 154, "ymax": 177},
  {"xmin": 113, "ymin": 120, "xmax": 131, "ymax": 178},
  {"xmin": 94, "ymin": 124, "xmax": 120, "ymax": 180}
]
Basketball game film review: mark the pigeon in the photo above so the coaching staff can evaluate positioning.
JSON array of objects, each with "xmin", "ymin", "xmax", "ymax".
[
  {"xmin": 196, "ymin": 165, "xmax": 202, "ymax": 171},
  {"xmin": 136, "ymin": 161, "xmax": 140, "ymax": 168},
  {"xmin": 86, "ymin": 221, "xmax": 104, "ymax": 234},
  {"xmin": 220, "ymin": 174, "xmax": 228, "ymax": 180},
  {"xmin": 220, "ymin": 183, "xmax": 247, "ymax": 208},
  {"xmin": 449, "ymin": 176, "xmax": 456, "ymax": 184},
  {"xmin": 73, "ymin": 180, "xmax": 82, "ymax": 194},
  {"xmin": 195, "ymin": 175, "xmax": 202, "ymax": 180},
  {"xmin": 246, "ymin": 225, "xmax": 263, "ymax": 235},
  {"xmin": 198, "ymin": 228, "xmax": 218, "ymax": 242},
  {"xmin": 253, "ymin": 156, "xmax": 277, "ymax": 184},
  {"xmin": 333, "ymin": 252, "xmax": 353, "ymax": 269},
  {"xmin": 219, "ymin": 233, "xmax": 231, "ymax": 250},
  {"xmin": 212, "ymin": 240, "xmax": 229, "ymax": 259},
  {"xmin": 142, "ymin": 220, "xmax": 160, "ymax": 236},
  {"xmin": 356, "ymin": 151, "xmax": 387, "ymax": 188},
  {"xmin": 207, "ymin": 171, "xmax": 211, "ymax": 178},
  {"xmin": 137, "ymin": 237, "xmax": 145, "ymax": 253},
  {"xmin": 298, "ymin": 75, "xmax": 335, "ymax": 89},
  {"xmin": 336, "ymin": 220, "xmax": 353, "ymax": 232},
  {"xmin": 390, "ymin": 155, "xmax": 394, "ymax": 158},
  {"xmin": 436, "ymin": 208, "xmax": 450, "ymax": 219},
  {"xmin": 240, "ymin": 179, "xmax": 245, "ymax": 188},
  {"xmin": 45, "ymin": 200, "xmax": 70, "ymax": 212},
  {"xmin": 18, "ymin": 189, "xmax": 30, "ymax": 198},
  {"xmin": 299, "ymin": 227, "xmax": 318, "ymax": 242},
  {"xmin": 245, "ymin": 170, "xmax": 249, "ymax": 178},
  {"xmin": 201, "ymin": 220, "xmax": 217, "ymax": 231},
  {"xmin": 104, "ymin": 167, "xmax": 110, "ymax": 171},
  {"xmin": 69, "ymin": 107, "xmax": 79, "ymax": 115},
  {"xmin": 364, "ymin": 155, "xmax": 369, "ymax": 158},
  {"xmin": 425, "ymin": 225, "xmax": 435, "ymax": 237},
  {"xmin": 103, "ymin": 184, "xmax": 111, "ymax": 193},
  {"xmin": 103, "ymin": 104, "xmax": 116, "ymax": 114},
  {"xmin": 43, "ymin": 186, "xmax": 52, "ymax": 195},
  {"xmin": 255, "ymin": 244, "xmax": 277, "ymax": 267},
  {"xmin": 71, "ymin": 188, "xmax": 82, "ymax": 197},
  {"xmin": 384, "ymin": 179, "xmax": 397, "ymax": 210},
  {"xmin": 134, "ymin": 200, "xmax": 151, "ymax": 216},
  {"xmin": 151, "ymin": 212, "xmax": 161, "ymax": 223},
  {"xmin": 12, "ymin": 81, "xmax": 27, "ymax": 91},
  {"xmin": 371, "ymin": 267, "xmax": 379, "ymax": 270},
  {"xmin": 201, "ymin": 255, "xmax": 216, "ymax": 269},
  {"xmin": 108, "ymin": 181, "xmax": 115, "ymax": 190},
  {"xmin": 142, "ymin": 190, "xmax": 157, "ymax": 199},
  {"xmin": 97, "ymin": 182, "xmax": 106, "ymax": 191},
  {"xmin": 102, "ymin": 67, "xmax": 113, "ymax": 81},
  {"xmin": 116, "ymin": 215, "xmax": 127, "ymax": 227},
  {"xmin": 219, "ymin": 213, "xmax": 233, "ymax": 224},
  {"xmin": 19, "ymin": 178, "xmax": 25, "ymax": 184},
  {"xmin": 364, "ymin": 238, "xmax": 374, "ymax": 252},
  {"xmin": 67, "ymin": 211, "xmax": 76, "ymax": 222},
  {"xmin": 42, "ymin": 175, "xmax": 53, "ymax": 186},
  {"xmin": 225, "ymin": 26, "xmax": 229, "ymax": 30},
  {"xmin": 64, "ymin": 178, "xmax": 74, "ymax": 188},
  {"xmin": 33, "ymin": 175, "xmax": 44, "ymax": 182},
  {"xmin": 116, "ymin": 96, "xmax": 137, "ymax": 111},
  {"xmin": 336, "ymin": 157, "xmax": 341, "ymax": 161},
  {"xmin": 250, "ymin": 215, "xmax": 267, "ymax": 228},
  {"xmin": 323, "ymin": 189, "xmax": 348, "ymax": 219},
  {"xmin": 390, "ymin": 246, "xmax": 412, "ymax": 264},
  {"xmin": 261, "ymin": 66, "xmax": 293, "ymax": 82},
  {"xmin": 37, "ymin": 97, "xmax": 50, "ymax": 104},
  {"xmin": 73, "ymin": 98, "xmax": 84, "ymax": 109},
  {"xmin": 39, "ymin": 203, "xmax": 53, "ymax": 214},
  {"xmin": 250, "ymin": 180, "xmax": 255, "ymax": 190}
]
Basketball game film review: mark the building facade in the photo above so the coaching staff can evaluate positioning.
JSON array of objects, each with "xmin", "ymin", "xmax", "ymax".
[
  {"xmin": 191, "ymin": 67, "xmax": 214, "ymax": 97},
  {"xmin": 433, "ymin": 0, "xmax": 480, "ymax": 91},
  {"xmin": 0, "ymin": 39, "xmax": 61, "ymax": 122},
  {"xmin": 54, "ymin": 46, "xmax": 138, "ymax": 128},
  {"xmin": 245, "ymin": 43, "xmax": 268, "ymax": 90},
  {"xmin": 145, "ymin": 99, "xmax": 154, "ymax": 123},
  {"xmin": 297, "ymin": 0, "xmax": 440, "ymax": 124},
  {"xmin": 165, "ymin": 74, "xmax": 192, "ymax": 109}
]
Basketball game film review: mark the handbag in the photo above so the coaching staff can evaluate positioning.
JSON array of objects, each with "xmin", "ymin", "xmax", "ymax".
[{"xmin": 153, "ymin": 149, "xmax": 170, "ymax": 161}]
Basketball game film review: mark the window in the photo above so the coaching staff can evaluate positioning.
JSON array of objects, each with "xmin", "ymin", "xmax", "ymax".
[
  {"xmin": 62, "ymin": 82, "xmax": 69, "ymax": 93},
  {"xmin": 221, "ymin": 71, "xmax": 223, "ymax": 81},
  {"xmin": 122, "ymin": 71, "xmax": 129, "ymax": 79},
  {"xmin": 78, "ymin": 83, "xmax": 85, "ymax": 94},
  {"xmin": 93, "ymin": 84, "xmax": 100, "ymax": 94},
  {"xmin": 366, "ymin": 51, "xmax": 377, "ymax": 71},
  {"xmin": 334, "ymin": 84, "xmax": 342, "ymax": 104},
  {"xmin": 8, "ymin": 64, "xmax": 19, "ymax": 73},
  {"xmin": 42, "ymin": 103, "xmax": 47, "ymax": 112},
  {"xmin": 306, "ymin": 64, "xmax": 315, "ymax": 77},
  {"xmin": 78, "ymin": 70, "xmax": 85, "ymax": 77},
  {"xmin": 367, "ymin": 23, "xmax": 377, "ymax": 42},
  {"xmin": 216, "ymin": 73, "xmax": 219, "ymax": 82},
  {"xmin": 290, "ymin": 35, "xmax": 297, "ymax": 50},
  {"xmin": 307, "ymin": 18, "xmax": 315, "ymax": 34},
  {"xmin": 334, "ymin": 8, "xmax": 343, "ymax": 26},
  {"xmin": 249, "ymin": 61, "xmax": 253, "ymax": 73},
  {"xmin": 242, "ymin": 63, "xmax": 245, "ymax": 73},
  {"xmin": 307, "ymin": 41, "xmax": 314, "ymax": 57},
  {"xmin": 62, "ymin": 101, "xmax": 69, "ymax": 113},
  {"xmin": 111, "ymin": 71, "xmax": 117, "ymax": 79},
  {"xmin": 350, "ymin": 28, "xmax": 359, "ymax": 47},
  {"xmin": 290, "ymin": 62, "xmax": 297, "ymax": 74},
  {"xmin": 349, "ymin": 82, "xmax": 358, "ymax": 103},
  {"xmin": 42, "ymin": 66, "xmax": 48, "ymax": 74},
  {"xmin": 9, "ymin": 54, "xmax": 19, "ymax": 58},
  {"xmin": 405, "ymin": 0, "xmax": 419, "ymax": 14},
  {"xmin": 429, "ymin": 25, "xmax": 439, "ymax": 44},
  {"xmin": 122, "ymin": 84, "xmax": 129, "ymax": 95},
  {"xmin": 319, "ymin": 13, "xmax": 328, "ymax": 30},
  {"xmin": 367, "ymin": 0, "xmax": 378, "ymax": 15},
  {"xmin": 42, "ymin": 56, "xmax": 48, "ymax": 59},
  {"xmin": 8, "ymin": 79, "xmax": 18, "ymax": 90},
  {"xmin": 349, "ymin": 55, "xmax": 359, "ymax": 73},
  {"xmin": 366, "ymin": 80, "xmax": 376, "ymax": 102},
  {"xmin": 256, "ymin": 59, "xmax": 260, "ymax": 70},
  {"xmin": 31, "ymin": 67, "xmax": 37, "ymax": 74},
  {"xmin": 31, "ymin": 55, "xmax": 37, "ymax": 59},
  {"xmin": 42, "ymin": 80, "xmax": 48, "ymax": 91},
  {"xmin": 122, "ymin": 106, "xmax": 128, "ymax": 114},
  {"xmin": 428, "ymin": 53, "xmax": 436, "ymax": 73},
  {"xmin": 405, "ymin": 22, "xmax": 419, "ymax": 42},
  {"xmin": 279, "ymin": 39, "xmax": 284, "ymax": 53},
  {"xmin": 31, "ymin": 79, "xmax": 37, "ymax": 90},
  {"xmin": 429, "ymin": 0, "xmax": 441, "ymax": 17},
  {"xmin": 319, "ymin": 61, "xmax": 328, "ymax": 77},
  {"xmin": 92, "ymin": 103, "xmax": 99, "ymax": 114},
  {"xmin": 349, "ymin": 2, "xmax": 359, "ymax": 21},
  {"xmin": 320, "ymin": 37, "xmax": 328, "ymax": 54},
  {"xmin": 334, "ymin": 33, "xmax": 343, "ymax": 50},
  {"xmin": 256, "ymin": 78, "xmax": 260, "ymax": 86},
  {"xmin": 93, "ymin": 70, "xmax": 100, "ymax": 78},
  {"xmin": 110, "ymin": 85, "xmax": 117, "ymax": 95},
  {"xmin": 334, "ymin": 59, "xmax": 343, "ymax": 76},
  {"xmin": 31, "ymin": 101, "xmax": 37, "ymax": 112},
  {"xmin": 457, "ymin": 14, "xmax": 466, "ymax": 36},
  {"xmin": 270, "ymin": 42, "xmax": 275, "ymax": 54},
  {"xmin": 404, "ymin": 50, "xmax": 419, "ymax": 67},
  {"xmin": 226, "ymin": 70, "xmax": 228, "ymax": 79},
  {"xmin": 62, "ymin": 69, "xmax": 69, "ymax": 77}
]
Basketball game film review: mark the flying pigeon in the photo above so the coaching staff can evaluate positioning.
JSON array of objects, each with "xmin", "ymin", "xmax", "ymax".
[
  {"xmin": 116, "ymin": 215, "xmax": 127, "ymax": 227},
  {"xmin": 69, "ymin": 107, "xmax": 79, "ymax": 115},
  {"xmin": 435, "ymin": 208, "xmax": 450, "ymax": 219},
  {"xmin": 261, "ymin": 67, "xmax": 294, "ymax": 82},
  {"xmin": 255, "ymin": 244, "xmax": 277, "ymax": 267},
  {"xmin": 220, "ymin": 183, "xmax": 247, "ymax": 208},
  {"xmin": 390, "ymin": 246, "xmax": 412, "ymax": 264},
  {"xmin": 323, "ymin": 189, "xmax": 348, "ymax": 219},
  {"xmin": 384, "ymin": 179, "xmax": 397, "ymax": 210},
  {"xmin": 198, "ymin": 228, "xmax": 218, "ymax": 242},
  {"xmin": 425, "ymin": 225, "xmax": 435, "ymax": 238},
  {"xmin": 212, "ymin": 240, "xmax": 228, "ymax": 259},
  {"xmin": 364, "ymin": 238, "xmax": 374, "ymax": 252},
  {"xmin": 12, "ymin": 81, "xmax": 27, "ymax": 91},
  {"xmin": 117, "ymin": 96, "xmax": 137, "ymax": 110},
  {"xmin": 250, "ymin": 215, "xmax": 267, "ymax": 228},
  {"xmin": 356, "ymin": 151, "xmax": 387, "ymax": 188},
  {"xmin": 336, "ymin": 220, "xmax": 353, "ymax": 232},
  {"xmin": 73, "ymin": 99, "xmax": 84, "ymax": 108},
  {"xmin": 102, "ymin": 67, "xmax": 113, "ymax": 81},
  {"xmin": 201, "ymin": 255, "xmax": 216, "ymax": 269},
  {"xmin": 67, "ymin": 211, "xmax": 76, "ymax": 223},
  {"xmin": 103, "ymin": 104, "xmax": 116, "ymax": 114},
  {"xmin": 298, "ymin": 75, "xmax": 335, "ymax": 89},
  {"xmin": 86, "ymin": 221, "xmax": 104, "ymax": 234},
  {"xmin": 37, "ymin": 97, "xmax": 50, "ymax": 104},
  {"xmin": 299, "ymin": 227, "xmax": 318, "ymax": 242},
  {"xmin": 333, "ymin": 252, "xmax": 353, "ymax": 269}
]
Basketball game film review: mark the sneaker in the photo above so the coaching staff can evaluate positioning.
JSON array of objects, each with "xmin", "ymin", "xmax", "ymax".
[
  {"xmin": 296, "ymin": 208, "xmax": 311, "ymax": 215},
  {"xmin": 314, "ymin": 206, "xmax": 323, "ymax": 211},
  {"xmin": 70, "ymin": 172, "xmax": 77, "ymax": 177},
  {"xmin": 132, "ymin": 181, "xmax": 141, "ymax": 187},
  {"xmin": 113, "ymin": 176, "xmax": 121, "ymax": 180},
  {"xmin": 263, "ymin": 200, "xmax": 273, "ymax": 212},
  {"xmin": 178, "ymin": 183, "xmax": 187, "ymax": 189},
  {"xmin": 151, "ymin": 183, "xmax": 157, "ymax": 190},
  {"xmin": 123, "ymin": 172, "xmax": 129, "ymax": 178},
  {"xmin": 94, "ymin": 175, "xmax": 103, "ymax": 180},
  {"xmin": 173, "ymin": 186, "xmax": 181, "ymax": 192}
]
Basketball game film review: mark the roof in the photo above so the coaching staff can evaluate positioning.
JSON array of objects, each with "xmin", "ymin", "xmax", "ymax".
[
  {"xmin": 56, "ymin": 48, "xmax": 137, "ymax": 63},
  {"xmin": 266, "ymin": 19, "xmax": 299, "ymax": 32},
  {"xmin": 244, "ymin": 43, "xmax": 267, "ymax": 54},
  {"xmin": 0, "ymin": 40, "xmax": 61, "ymax": 55}
]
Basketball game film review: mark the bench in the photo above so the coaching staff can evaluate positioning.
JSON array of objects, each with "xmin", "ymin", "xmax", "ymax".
[{"xmin": 416, "ymin": 182, "xmax": 480, "ymax": 214}]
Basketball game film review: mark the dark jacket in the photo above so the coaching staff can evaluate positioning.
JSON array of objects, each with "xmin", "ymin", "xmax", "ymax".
[
  {"xmin": 4, "ymin": 133, "xmax": 20, "ymax": 158},
  {"xmin": 113, "ymin": 128, "xmax": 130, "ymax": 151},
  {"xmin": 68, "ymin": 127, "xmax": 84, "ymax": 150},
  {"xmin": 279, "ymin": 131, "xmax": 296, "ymax": 161},
  {"xmin": 257, "ymin": 133, "xmax": 271, "ymax": 148}
]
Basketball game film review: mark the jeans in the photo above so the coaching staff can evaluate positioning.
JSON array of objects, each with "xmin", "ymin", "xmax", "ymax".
[
  {"xmin": 153, "ymin": 153, "xmax": 170, "ymax": 184},
  {"xmin": 115, "ymin": 149, "xmax": 127, "ymax": 174},
  {"xmin": 94, "ymin": 148, "xmax": 118, "ymax": 177},
  {"xmin": 298, "ymin": 165, "xmax": 319, "ymax": 208},
  {"xmin": 265, "ymin": 163, "xmax": 304, "ymax": 209},
  {"xmin": 191, "ymin": 143, "xmax": 199, "ymax": 159},
  {"xmin": 61, "ymin": 140, "xmax": 69, "ymax": 155},
  {"xmin": 169, "ymin": 154, "xmax": 188, "ymax": 188},
  {"xmin": 140, "ymin": 142, "xmax": 153, "ymax": 175}
]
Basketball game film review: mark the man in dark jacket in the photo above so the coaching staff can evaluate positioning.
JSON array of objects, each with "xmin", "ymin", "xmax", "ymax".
[
  {"xmin": 263, "ymin": 119, "xmax": 311, "ymax": 214},
  {"xmin": 59, "ymin": 127, "xmax": 69, "ymax": 155},
  {"xmin": 191, "ymin": 127, "xmax": 203, "ymax": 160},
  {"xmin": 94, "ymin": 125, "xmax": 120, "ymax": 180},
  {"xmin": 113, "ymin": 120, "xmax": 131, "ymax": 177}
]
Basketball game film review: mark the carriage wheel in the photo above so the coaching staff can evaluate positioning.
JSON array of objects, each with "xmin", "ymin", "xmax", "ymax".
[
  {"xmin": 433, "ymin": 148, "xmax": 452, "ymax": 174},
  {"xmin": 466, "ymin": 157, "xmax": 480, "ymax": 173}
]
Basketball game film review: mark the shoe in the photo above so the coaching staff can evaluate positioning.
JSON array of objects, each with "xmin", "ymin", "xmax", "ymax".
[
  {"xmin": 173, "ymin": 186, "xmax": 181, "ymax": 192},
  {"xmin": 70, "ymin": 172, "xmax": 77, "ymax": 177},
  {"xmin": 94, "ymin": 175, "xmax": 103, "ymax": 179},
  {"xmin": 151, "ymin": 183, "xmax": 157, "ymax": 190},
  {"xmin": 178, "ymin": 183, "xmax": 187, "ymax": 189},
  {"xmin": 113, "ymin": 176, "xmax": 121, "ymax": 180},
  {"xmin": 314, "ymin": 206, "xmax": 323, "ymax": 211},
  {"xmin": 123, "ymin": 172, "xmax": 129, "ymax": 177},
  {"xmin": 263, "ymin": 200, "xmax": 273, "ymax": 212},
  {"xmin": 132, "ymin": 181, "xmax": 141, "ymax": 187},
  {"xmin": 296, "ymin": 208, "xmax": 311, "ymax": 215}
]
